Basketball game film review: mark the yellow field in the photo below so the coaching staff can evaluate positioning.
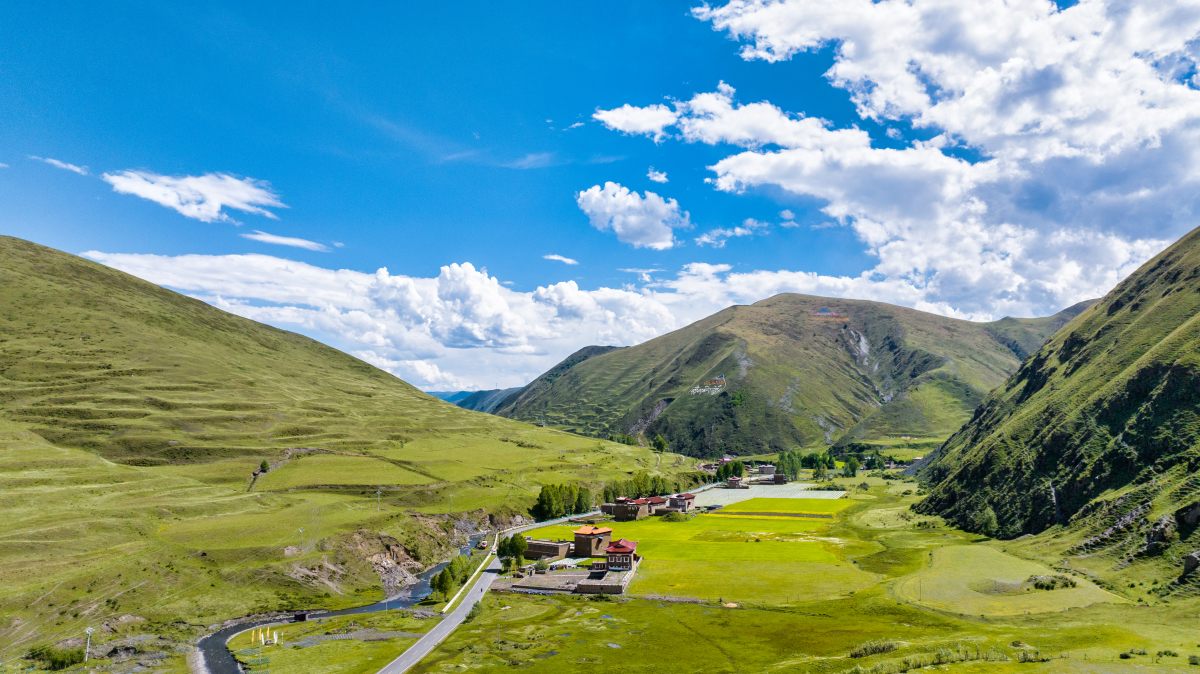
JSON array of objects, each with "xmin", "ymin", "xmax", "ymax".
[{"xmin": 893, "ymin": 545, "xmax": 1123, "ymax": 616}]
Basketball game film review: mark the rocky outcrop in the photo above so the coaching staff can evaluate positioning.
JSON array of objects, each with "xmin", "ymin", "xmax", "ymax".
[{"xmin": 1184, "ymin": 551, "xmax": 1200, "ymax": 577}]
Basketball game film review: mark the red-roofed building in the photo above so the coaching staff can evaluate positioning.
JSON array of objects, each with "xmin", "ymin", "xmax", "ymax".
[
  {"xmin": 605, "ymin": 539, "xmax": 640, "ymax": 571},
  {"xmin": 668, "ymin": 493, "xmax": 696, "ymax": 512}
]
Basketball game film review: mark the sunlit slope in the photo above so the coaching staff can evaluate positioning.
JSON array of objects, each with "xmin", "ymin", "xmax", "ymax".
[
  {"xmin": 0, "ymin": 235, "xmax": 545, "ymax": 468},
  {"xmin": 919, "ymin": 225, "xmax": 1200, "ymax": 554},
  {"xmin": 495, "ymin": 293, "xmax": 1089, "ymax": 456}
]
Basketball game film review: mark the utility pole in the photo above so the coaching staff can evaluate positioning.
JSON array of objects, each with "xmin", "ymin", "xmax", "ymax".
[
  {"xmin": 299, "ymin": 527, "xmax": 304, "ymax": 551},
  {"xmin": 84, "ymin": 628, "xmax": 93, "ymax": 663},
  {"xmin": 376, "ymin": 490, "xmax": 382, "ymax": 512},
  {"xmin": 449, "ymin": 493, "xmax": 455, "ymax": 517}
]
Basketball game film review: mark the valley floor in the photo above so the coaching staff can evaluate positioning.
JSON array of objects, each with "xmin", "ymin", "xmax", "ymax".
[{"xmin": 403, "ymin": 477, "xmax": 1199, "ymax": 674}]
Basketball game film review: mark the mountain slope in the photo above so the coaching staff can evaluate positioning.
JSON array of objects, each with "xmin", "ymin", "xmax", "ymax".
[
  {"xmin": 918, "ymin": 227, "xmax": 1200, "ymax": 556},
  {"xmin": 456, "ymin": 387, "xmax": 522, "ymax": 413},
  {"xmin": 494, "ymin": 294, "xmax": 1091, "ymax": 456}
]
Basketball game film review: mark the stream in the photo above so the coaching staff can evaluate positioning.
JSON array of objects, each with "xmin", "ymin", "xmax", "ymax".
[{"xmin": 197, "ymin": 532, "xmax": 486, "ymax": 674}]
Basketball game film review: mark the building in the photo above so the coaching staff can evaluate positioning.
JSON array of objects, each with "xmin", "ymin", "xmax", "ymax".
[
  {"xmin": 523, "ymin": 538, "xmax": 572, "ymax": 561},
  {"xmin": 757, "ymin": 464, "xmax": 776, "ymax": 475},
  {"xmin": 773, "ymin": 473, "xmax": 788, "ymax": 485},
  {"xmin": 603, "ymin": 539, "xmax": 639, "ymax": 572},
  {"xmin": 727, "ymin": 476, "xmax": 748, "ymax": 489},
  {"xmin": 611, "ymin": 499, "xmax": 650, "ymax": 521},
  {"xmin": 573, "ymin": 525, "xmax": 612, "ymax": 556},
  {"xmin": 668, "ymin": 493, "xmax": 696, "ymax": 512},
  {"xmin": 646, "ymin": 496, "xmax": 669, "ymax": 514}
]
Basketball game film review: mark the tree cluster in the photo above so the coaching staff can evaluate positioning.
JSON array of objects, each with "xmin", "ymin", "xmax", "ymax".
[
  {"xmin": 497, "ymin": 534, "xmax": 528, "ymax": 572},
  {"xmin": 715, "ymin": 460, "xmax": 745, "ymax": 481},
  {"xmin": 608, "ymin": 433, "xmax": 638, "ymax": 446},
  {"xmin": 531, "ymin": 484, "xmax": 593, "ymax": 521},
  {"xmin": 431, "ymin": 552, "xmax": 476, "ymax": 597}
]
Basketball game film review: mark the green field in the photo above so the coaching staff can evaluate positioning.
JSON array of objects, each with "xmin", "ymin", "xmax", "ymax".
[
  {"xmin": 228, "ymin": 611, "xmax": 434, "ymax": 674},
  {"xmin": 720, "ymin": 497, "xmax": 853, "ymax": 514},
  {"xmin": 893, "ymin": 545, "xmax": 1122, "ymax": 616},
  {"xmin": 256, "ymin": 454, "xmax": 435, "ymax": 490}
]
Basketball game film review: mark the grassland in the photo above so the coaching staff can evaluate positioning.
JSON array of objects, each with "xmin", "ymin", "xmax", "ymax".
[
  {"xmin": 227, "ymin": 611, "xmax": 434, "ymax": 674},
  {"xmin": 0, "ymin": 237, "xmax": 702, "ymax": 665},
  {"xmin": 720, "ymin": 497, "xmax": 854, "ymax": 514},
  {"xmin": 413, "ymin": 478, "xmax": 1200, "ymax": 673}
]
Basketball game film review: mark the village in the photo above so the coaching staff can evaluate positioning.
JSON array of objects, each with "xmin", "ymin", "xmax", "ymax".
[{"xmin": 491, "ymin": 462, "xmax": 831, "ymax": 596}]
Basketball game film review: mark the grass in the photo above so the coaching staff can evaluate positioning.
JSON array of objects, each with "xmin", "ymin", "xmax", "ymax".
[
  {"xmin": 892, "ymin": 546, "xmax": 1122, "ymax": 616},
  {"xmin": 228, "ymin": 611, "xmax": 435, "ymax": 674},
  {"xmin": 720, "ymin": 497, "xmax": 853, "ymax": 514},
  {"xmin": 255, "ymin": 454, "xmax": 434, "ymax": 490}
]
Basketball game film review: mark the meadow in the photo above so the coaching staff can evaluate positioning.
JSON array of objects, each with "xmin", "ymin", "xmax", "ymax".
[
  {"xmin": 413, "ymin": 477, "xmax": 1200, "ymax": 673},
  {"xmin": 228, "ymin": 611, "xmax": 435, "ymax": 674}
]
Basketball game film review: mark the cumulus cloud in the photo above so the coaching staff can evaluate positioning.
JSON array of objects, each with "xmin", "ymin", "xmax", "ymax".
[
  {"xmin": 588, "ymin": 0, "xmax": 1200, "ymax": 318},
  {"xmin": 696, "ymin": 217, "xmax": 770, "ymax": 247},
  {"xmin": 29, "ymin": 156, "xmax": 88, "ymax": 175},
  {"xmin": 543, "ymin": 254, "xmax": 579, "ymax": 265},
  {"xmin": 576, "ymin": 182, "xmax": 691, "ymax": 250},
  {"xmin": 593, "ymin": 103, "xmax": 678, "ymax": 142},
  {"xmin": 647, "ymin": 167, "xmax": 669, "ymax": 183},
  {"xmin": 101, "ymin": 171, "xmax": 286, "ymax": 223},
  {"xmin": 241, "ymin": 230, "xmax": 330, "ymax": 252}
]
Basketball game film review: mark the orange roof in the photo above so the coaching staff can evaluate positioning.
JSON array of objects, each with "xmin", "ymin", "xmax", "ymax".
[{"xmin": 573, "ymin": 525, "xmax": 613, "ymax": 536}]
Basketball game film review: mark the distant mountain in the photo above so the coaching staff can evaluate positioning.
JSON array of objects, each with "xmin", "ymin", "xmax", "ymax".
[
  {"xmin": 455, "ymin": 387, "xmax": 522, "ymax": 413},
  {"xmin": 427, "ymin": 390, "xmax": 474, "ymax": 403},
  {"xmin": 918, "ymin": 226, "xmax": 1200, "ymax": 548},
  {"xmin": 494, "ymin": 294, "xmax": 1091, "ymax": 457}
]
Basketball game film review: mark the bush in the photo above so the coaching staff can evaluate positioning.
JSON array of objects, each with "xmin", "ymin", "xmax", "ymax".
[
  {"xmin": 1187, "ymin": 654, "xmax": 1198, "ymax": 665},
  {"xmin": 849, "ymin": 640, "xmax": 897, "ymax": 658},
  {"xmin": 662, "ymin": 511, "xmax": 690, "ymax": 522},
  {"xmin": 26, "ymin": 646, "xmax": 85, "ymax": 671},
  {"xmin": 463, "ymin": 602, "xmax": 482, "ymax": 624}
]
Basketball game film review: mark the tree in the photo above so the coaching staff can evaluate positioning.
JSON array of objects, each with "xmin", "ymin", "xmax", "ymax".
[
  {"xmin": 259, "ymin": 459, "xmax": 269, "ymax": 473},
  {"xmin": 652, "ymin": 434, "xmax": 668, "ymax": 452},
  {"xmin": 575, "ymin": 487, "xmax": 592, "ymax": 513},
  {"xmin": 973, "ymin": 506, "xmax": 998, "ymax": 537},
  {"xmin": 845, "ymin": 457, "xmax": 860, "ymax": 478},
  {"xmin": 433, "ymin": 568, "xmax": 452, "ymax": 595},
  {"xmin": 814, "ymin": 462, "xmax": 828, "ymax": 479},
  {"xmin": 731, "ymin": 460, "xmax": 745, "ymax": 478},
  {"xmin": 510, "ymin": 535, "xmax": 528, "ymax": 562}
]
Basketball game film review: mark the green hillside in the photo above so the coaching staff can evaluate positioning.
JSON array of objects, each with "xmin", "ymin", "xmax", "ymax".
[
  {"xmin": 455, "ymin": 387, "xmax": 521, "ymax": 413},
  {"xmin": 495, "ymin": 294, "xmax": 1090, "ymax": 457},
  {"xmin": 0, "ymin": 236, "xmax": 695, "ymax": 658},
  {"xmin": 918, "ymin": 225, "xmax": 1200, "ymax": 586}
]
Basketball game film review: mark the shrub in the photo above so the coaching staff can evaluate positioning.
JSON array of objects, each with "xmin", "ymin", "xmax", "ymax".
[
  {"xmin": 1187, "ymin": 654, "xmax": 1198, "ymax": 665},
  {"xmin": 26, "ymin": 646, "xmax": 85, "ymax": 671},
  {"xmin": 463, "ymin": 602, "xmax": 482, "ymax": 624},
  {"xmin": 662, "ymin": 511, "xmax": 690, "ymax": 522},
  {"xmin": 849, "ymin": 640, "xmax": 897, "ymax": 658}
]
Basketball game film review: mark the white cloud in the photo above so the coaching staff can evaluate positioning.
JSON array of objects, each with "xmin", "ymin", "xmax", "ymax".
[
  {"xmin": 588, "ymin": 0, "xmax": 1200, "ymax": 319},
  {"xmin": 29, "ymin": 156, "xmax": 88, "ymax": 175},
  {"xmin": 101, "ymin": 171, "xmax": 286, "ymax": 223},
  {"xmin": 647, "ymin": 167, "xmax": 669, "ymax": 183},
  {"xmin": 780, "ymin": 209, "xmax": 795, "ymax": 220},
  {"xmin": 241, "ymin": 230, "xmax": 330, "ymax": 252},
  {"xmin": 696, "ymin": 217, "xmax": 770, "ymax": 248},
  {"xmin": 576, "ymin": 182, "xmax": 691, "ymax": 250},
  {"xmin": 503, "ymin": 153, "xmax": 555, "ymax": 169},
  {"xmin": 543, "ymin": 254, "xmax": 579, "ymax": 265},
  {"xmin": 593, "ymin": 103, "xmax": 678, "ymax": 142},
  {"xmin": 566, "ymin": 122, "xmax": 585, "ymax": 130},
  {"xmin": 0, "ymin": 163, "xmax": 9, "ymax": 168}
]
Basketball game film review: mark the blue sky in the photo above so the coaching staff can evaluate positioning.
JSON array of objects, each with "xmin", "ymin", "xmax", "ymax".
[{"xmin": 3, "ymin": 1, "xmax": 1199, "ymax": 389}]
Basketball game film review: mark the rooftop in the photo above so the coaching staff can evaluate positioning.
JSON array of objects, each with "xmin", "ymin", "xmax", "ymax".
[
  {"xmin": 606, "ymin": 539, "xmax": 638, "ymax": 554},
  {"xmin": 573, "ymin": 525, "xmax": 613, "ymax": 536}
]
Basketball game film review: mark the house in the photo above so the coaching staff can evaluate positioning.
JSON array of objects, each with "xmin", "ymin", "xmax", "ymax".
[
  {"xmin": 611, "ymin": 499, "xmax": 650, "ymax": 521},
  {"xmin": 773, "ymin": 473, "xmax": 788, "ymax": 485},
  {"xmin": 757, "ymin": 464, "xmax": 776, "ymax": 475},
  {"xmin": 573, "ymin": 525, "xmax": 612, "ymax": 557},
  {"xmin": 668, "ymin": 493, "xmax": 696, "ymax": 512},
  {"xmin": 523, "ymin": 538, "xmax": 572, "ymax": 561},
  {"xmin": 646, "ymin": 496, "xmax": 669, "ymax": 514},
  {"xmin": 593, "ymin": 539, "xmax": 639, "ymax": 572},
  {"xmin": 727, "ymin": 476, "xmax": 748, "ymax": 489}
]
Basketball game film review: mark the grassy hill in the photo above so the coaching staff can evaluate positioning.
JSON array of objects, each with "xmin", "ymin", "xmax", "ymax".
[
  {"xmin": 917, "ymin": 227, "xmax": 1200, "ymax": 592},
  {"xmin": 494, "ymin": 294, "xmax": 1090, "ymax": 458},
  {"xmin": 0, "ymin": 236, "xmax": 696, "ymax": 659}
]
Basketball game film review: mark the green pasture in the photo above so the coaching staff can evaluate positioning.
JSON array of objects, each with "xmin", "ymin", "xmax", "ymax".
[
  {"xmin": 720, "ymin": 497, "xmax": 852, "ymax": 514},
  {"xmin": 632, "ymin": 558, "xmax": 874, "ymax": 603},
  {"xmin": 229, "ymin": 611, "xmax": 434, "ymax": 674},
  {"xmin": 255, "ymin": 454, "xmax": 433, "ymax": 490},
  {"xmin": 893, "ymin": 545, "xmax": 1123, "ymax": 616}
]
